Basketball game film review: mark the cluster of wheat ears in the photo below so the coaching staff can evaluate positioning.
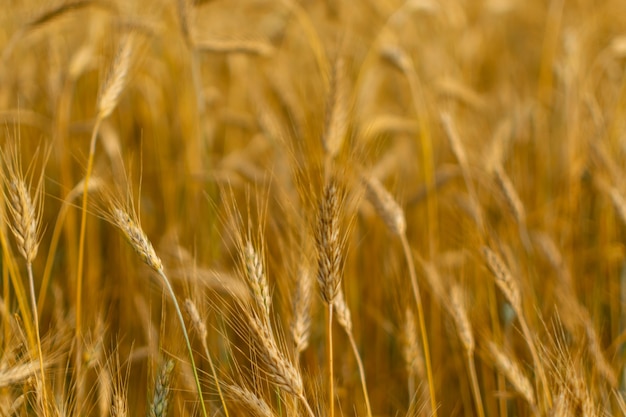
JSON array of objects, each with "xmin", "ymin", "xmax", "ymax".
[{"xmin": 2, "ymin": 0, "xmax": 626, "ymax": 416}]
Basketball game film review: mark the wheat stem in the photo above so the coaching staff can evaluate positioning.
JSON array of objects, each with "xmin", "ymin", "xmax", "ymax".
[
  {"xmin": 185, "ymin": 299, "xmax": 229, "ymax": 417},
  {"xmin": 27, "ymin": 262, "xmax": 48, "ymax": 417},
  {"xmin": 400, "ymin": 234, "xmax": 437, "ymax": 415},
  {"xmin": 346, "ymin": 330, "xmax": 372, "ymax": 417},
  {"xmin": 157, "ymin": 270, "xmax": 208, "ymax": 417},
  {"xmin": 328, "ymin": 303, "xmax": 334, "ymax": 417},
  {"xmin": 75, "ymin": 115, "xmax": 102, "ymax": 405},
  {"xmin": 466, "ymin": 352, "xmax": 485, "ymax": 417}
]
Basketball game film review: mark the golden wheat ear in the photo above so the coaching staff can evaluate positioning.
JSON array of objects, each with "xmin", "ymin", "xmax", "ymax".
[{"xmin": 0, "ymin": 141, "xmax": 50, "ymax": 417}]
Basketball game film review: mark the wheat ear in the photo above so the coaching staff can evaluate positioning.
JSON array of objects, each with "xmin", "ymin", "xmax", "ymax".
[
  {"xmin": 488, "ymin": 341, "xmax": 538, "ymax": 415},
  {"xmin": 291, "ymin": 266, "xmax": 313, "ymax": 358},
  {"xmin": 244, "ymin": 310, "xmax": 316, "ymax": 417},
  {"xmin": 1, "ymin": 145, "xmax": 48, "ymax": 417},
  {"xmin": 315, "ymin": 178, "xmax": 343, "ymax": 417},
  {"xmin": 109, "ymin": 204, "xmax": 208, "ymax": 417},
  {"xmin": 244, "ymin": 240, "xmax": 271, "ymax": 323},
  {"xmin": 224, "ymin": 384, "xmax": 276, "ymax": 417},
  {"xmin": 148, "ymin": 359, "xmax": 174, "ymax": 417},
  {"xmin": 448, "ymin": 285, "xmax": 484, "ymax": 417}
]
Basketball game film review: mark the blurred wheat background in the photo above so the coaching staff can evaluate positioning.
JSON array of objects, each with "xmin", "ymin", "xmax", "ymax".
[{"xmin": 1, "ymin": 0, "xmax": 626, "ymax": 416}]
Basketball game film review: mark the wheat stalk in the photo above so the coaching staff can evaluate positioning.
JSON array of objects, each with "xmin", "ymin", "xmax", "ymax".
[
  {"xmin": 362, "ymin": 171, "xmax": 437, "ymax": 413},
  {"xmin": 1, "ymin": 144, "xmax": 48, "ymax": 417},
  {"xmin": 184, "ymin": 299, "xmax": 230, "ymax": 417},
  {"xmin": 107, "ymin": 203, "xmax": 208, "ymax": 417},
  {"xmin": 333, "ymin": 289, "xmax": 372, "ymax": 417}
]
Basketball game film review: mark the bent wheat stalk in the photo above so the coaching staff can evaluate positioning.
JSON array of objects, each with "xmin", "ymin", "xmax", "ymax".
[
  {"xmin": 184, "ymin": 299, "xmax": 229, "ymax": 417},
  {"xmin": 334, "ymin": 290, "xmax": 372, "ymax": 417},
  {"xmin": 362, "ymin": 174, "xmax": 437, "ymax": 414},
  {"xmin": 109, "ymin": 205, "xmax": 208, "ymax": 417}
]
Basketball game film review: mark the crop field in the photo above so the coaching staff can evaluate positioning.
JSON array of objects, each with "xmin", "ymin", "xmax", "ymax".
[{"xmin": 1, "ymin": 0, "xmax": 626, "ymax": 416}]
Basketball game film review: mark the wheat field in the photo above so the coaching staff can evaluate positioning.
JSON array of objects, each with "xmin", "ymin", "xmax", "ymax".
[{"xmin": 1, "ymin": 0, "xmax": 626, "ymax": 416}]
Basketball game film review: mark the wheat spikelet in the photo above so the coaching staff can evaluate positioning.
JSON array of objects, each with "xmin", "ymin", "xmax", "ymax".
[
  {"xmin": 1, "ymin": 150, "xmax": 43, "ymax": 264},
  {"xmin": 481, "ymin": 246, "xmax": 521, "ymax": 312},
  {"xmin": 225, "ymin": 384, "xmax": 275, "ymax": 417},
  {"xmin": 362, "ymin": 174, "xmax": 406, "ymax": 236},
  {"xmin": 449, "ymin": 284, "xmax": 474, "ymax": 354},
  {"xmin": 322, "ymin": 57, "xmax": 348, "ymax": 159},
  {"xmin": 488, "ymin": 342, "xmax": 536, "ymax": 408},
  {"xmin": 184, "ymin": 299, "xmax": 207, "ymax": 341},
  {"xmin": 333, "ymin": 289, "xmax": 352, "ymax": 334},
  {"xmin": 315, "ymin": 178, "xmax": 342, "ymax": 305},
  {"xmin": 98, "ymin": 366, "xmax": 112, "ymax": 417},
  {"xmin": 417, "ymin": 257, "xmax": 447, "ymax": 304},
  {"xmin": 111, "ymin": 392, "xmax": 128, "ymax": 417},
  {"xmin": 291, "ymin": 267, "xmax": 313, "ymax": 355},
  {"xmin": 148, "ymin": 359, "xmax": 174, "ymax": 417},
  {"xmin": 110, "ymin": 206, "xmax": 163, "ymax": 273},
  {"xmin": 246, "ymin": 311, "xmax": 304, "ymax": 397},
  {"xmin": 402, "ymin": 308, "xmax": 424, "ymax": 383},
  {"xmin": 494, "ymin": 164, "xmax": 526, "ymax": 227},
  {"xmin": 98, "ymin": 34, "xmax": 134, "ymax": 120},
  {"xmin": 0, "ymin": 361, "xmax": 40, "ymax": 387},
  {"xmin": 244, "ymin": 240, "xmax": 271, "ymax": 319}
]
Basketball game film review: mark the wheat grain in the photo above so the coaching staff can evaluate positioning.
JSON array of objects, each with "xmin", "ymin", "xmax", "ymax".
[{"xmin": 322, "ymin": 57, "xmax": 348, "ymax": 159}]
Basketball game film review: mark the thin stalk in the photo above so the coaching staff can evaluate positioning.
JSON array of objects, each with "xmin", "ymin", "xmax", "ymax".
[
  {"xmin": 328, "ymin": 303, "xmax": 334, "ymax": 417},
  {"xmin": 345, "ymin": 330, "xmax": 372, "ymax": 417},
  {"xmin": 75, "ymin": 115, "xmax": 103, "ymax": 373},
  {"xmin": 400, "ymin": 234, "xmax": 437, "ymax": 416},
  {"xmin": 466, "ymin": 352, "xmax": 485, "ymax": 417},
  {"xmin": 157, "ymin": 269, "xmax": 208, "ymax": 417},
  {"xmin": 298, "ymin": 393, "xmax": 316, "ymax": 417},
  {"xmin": 519, "ymin": 316, "xmax": 552, "ymax": 409},
  {"xmin": 27, "ymin": 262, "xmax": 48, "ymax": 417},
  {"xmin": 197, "ymin": 323, "xmax": 229, "ymax": 417}
]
